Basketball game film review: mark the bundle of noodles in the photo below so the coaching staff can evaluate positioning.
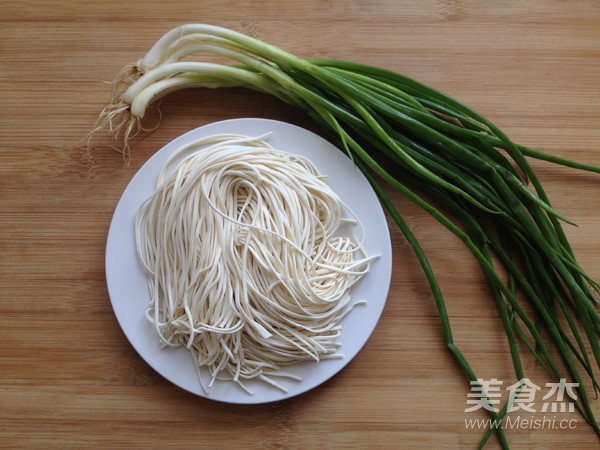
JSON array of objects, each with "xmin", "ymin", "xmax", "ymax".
[{"xmin": 134, "ymin": 134, "xmax": 375, "ymax": 394}]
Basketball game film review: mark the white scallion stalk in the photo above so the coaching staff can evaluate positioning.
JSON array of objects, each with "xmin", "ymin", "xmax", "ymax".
[
  {"xmin": 130, "ymin": 75, "xmax": 247, "ymax": 119},
  {"xmin": 123, "ymin": 62, "xmax": 230, "ymax": 104},
  {"xmin": 139, "ymin": 24, "xmax": 303, "ymax": 73}
]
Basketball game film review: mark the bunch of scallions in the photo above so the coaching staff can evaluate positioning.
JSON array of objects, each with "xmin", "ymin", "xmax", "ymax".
[{"xmin": 93, "ymin": 24, "xmax": 600, "ymax": 448}]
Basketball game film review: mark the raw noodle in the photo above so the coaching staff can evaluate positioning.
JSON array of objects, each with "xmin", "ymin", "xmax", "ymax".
[{"xmin": 135, "ymin": 133, "xmax": 376, "ymax": 394}]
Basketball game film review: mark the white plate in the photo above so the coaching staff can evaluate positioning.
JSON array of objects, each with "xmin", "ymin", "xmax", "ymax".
[{"xmin": 105, "ymin": 118, "xmax": 392, "ymax": 404}]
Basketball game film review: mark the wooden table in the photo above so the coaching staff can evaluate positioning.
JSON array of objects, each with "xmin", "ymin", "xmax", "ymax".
[{"xmin": 2, "ymin": 1, "xmax": 599, "ymax": 448}]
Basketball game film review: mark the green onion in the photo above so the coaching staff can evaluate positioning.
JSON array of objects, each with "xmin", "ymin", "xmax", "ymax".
[{"xmin": 91, "ymin": 24, "xmax": 600, "ymax": 448}]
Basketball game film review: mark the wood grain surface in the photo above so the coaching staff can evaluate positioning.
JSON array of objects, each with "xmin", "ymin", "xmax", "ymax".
[{"xmin": 1, "ymin": 1, "xmax": 599, "ymax": 448}]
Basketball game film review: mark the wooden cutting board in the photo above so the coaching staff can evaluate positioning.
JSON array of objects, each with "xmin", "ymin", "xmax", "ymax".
[{"xmin": 2, "ymin": 1, "xmax": 599, "ymax": 448}]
